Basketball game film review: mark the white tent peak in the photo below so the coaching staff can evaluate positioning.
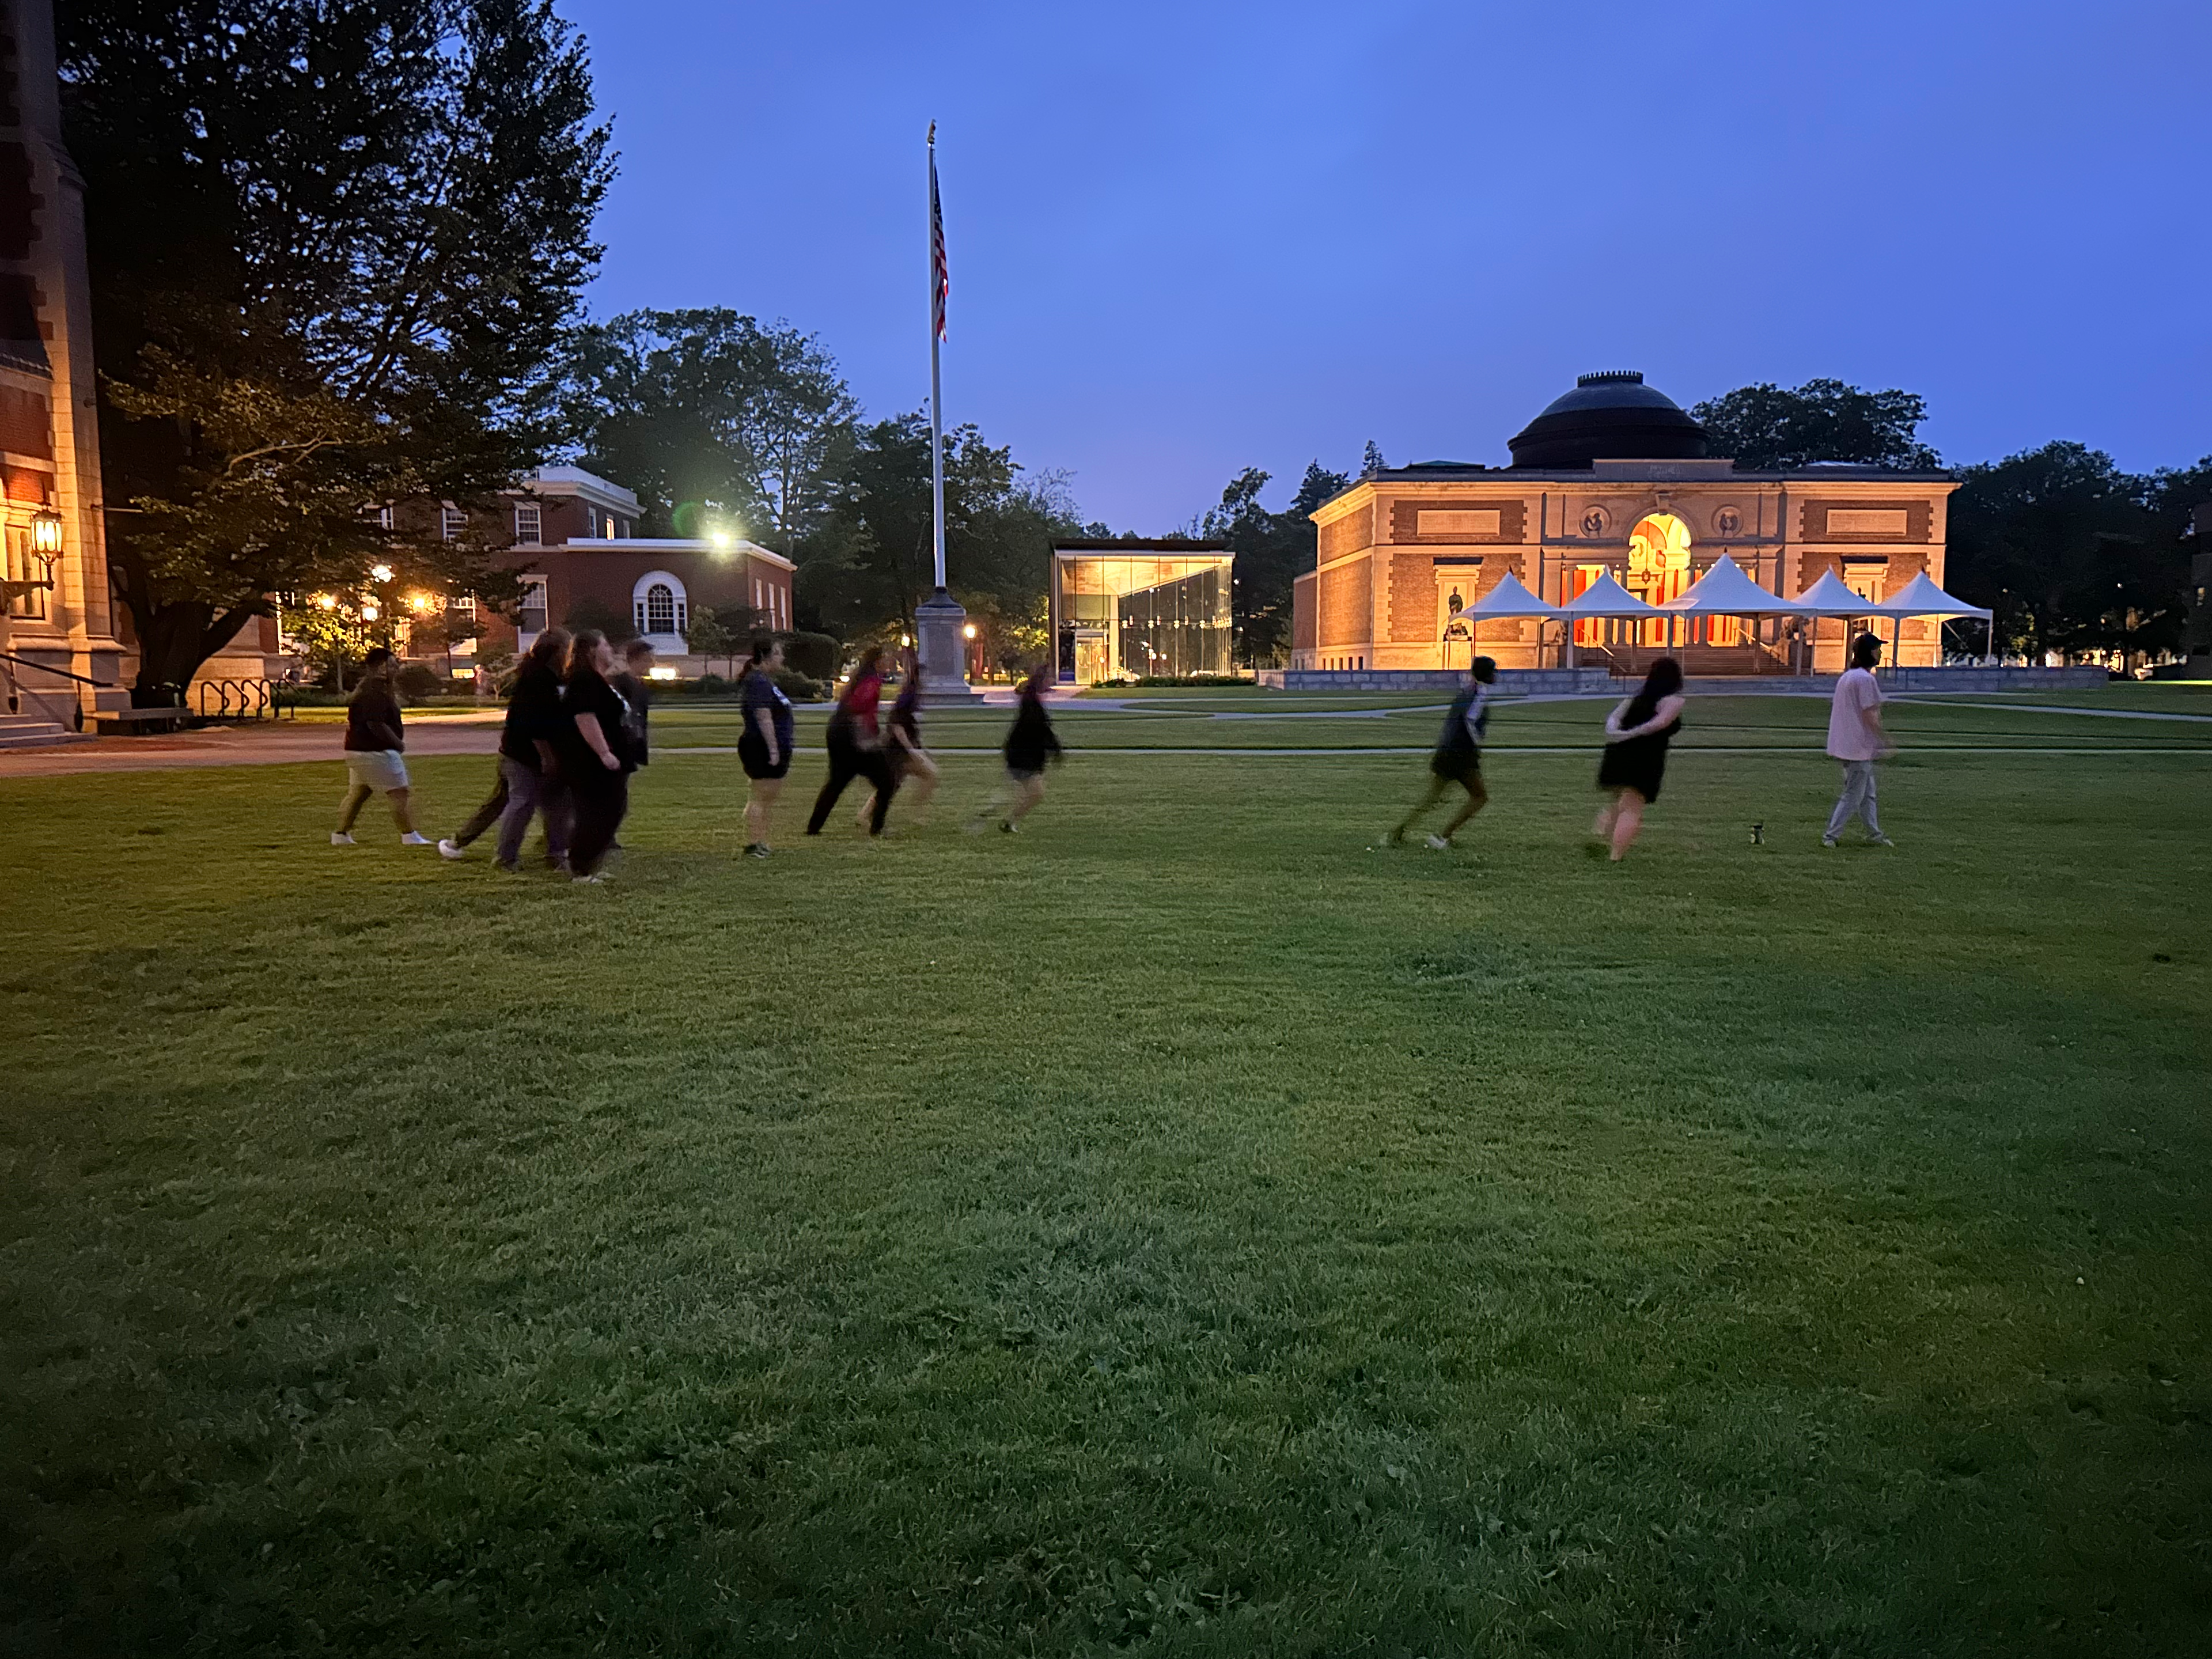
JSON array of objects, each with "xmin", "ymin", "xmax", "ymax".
[
  {"xmin": 1449, "ymin": 571, "xmax": 1562, "ymax": 620},
  {"xmin": 1791, "ymin": 570, "xmax": 1879, "ymax": 616},
  {"xmin": 1661, "ymin": 554, "xmax": 1800, "ymax": 614},
  {"xmin": 1559, "ymin": 571, "xmax": 1662, "ymax": 618},
  {"xmin": 1874, "ymin": 570, "xmax": 1991, "ymax": 619}
]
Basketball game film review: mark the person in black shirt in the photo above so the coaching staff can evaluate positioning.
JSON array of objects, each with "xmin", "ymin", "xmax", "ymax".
[
  {"xmin": 440, "ymin": 627, "xmax": 571, "ymax": 867},
  {"xmin": 737, "ymin": 637, "xmax": 796, "ymax": 858},
  {"xmin": 333, "ymin": 647, "xmax": 431, "ymax": 847},
  {"xmin": 611, "ymin": 638, "xmax": 654, "ymax": 767},
  {"xmin": 968, "ymin": 662, "xmax": 1061, "ymax": 834},
  {"xmin": 559, "ymin": 628, "xmax": 636, "ymax": 882},
  {"xmin": 1388, "ymin": 656, "xmax": 1495, "ymax": 850}
]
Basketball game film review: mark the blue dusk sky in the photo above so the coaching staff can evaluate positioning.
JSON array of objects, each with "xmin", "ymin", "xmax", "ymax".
[{"xmin": 561, "ymin": 0, "xmax": 2210, "ymax": 531}]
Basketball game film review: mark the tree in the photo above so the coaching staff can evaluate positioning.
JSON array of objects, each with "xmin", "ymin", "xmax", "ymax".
[
  {"xmin": 794, "ymin": 412, "xmax": 1081, "ymax": 645},
  {"xmin": 1361, "ymin": 440, "xmax": 1388, "ymax": 475},
  {"xmin": 1199, "ymin": 459, "xmax": 1349, "ymax": 666},
  {"xmin": 555, "ymin": 309, "xmax": 859, "ymax": 548},
  {"xmin": 1689, "ymin": 380, "xmax": 1942, "ymax": 470},
  {"xmin": 1946, "ymin": 442, "xmax": 2197, "ymax": 664},
  {"xmin": 60, "ymin": 0, "xmax": 612, "ymax": 698}
]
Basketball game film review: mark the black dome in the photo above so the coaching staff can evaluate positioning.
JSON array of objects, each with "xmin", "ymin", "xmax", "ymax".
[{"xmin": 1507, "ymin": 370, "xmax": 1707, "ymax": 469}]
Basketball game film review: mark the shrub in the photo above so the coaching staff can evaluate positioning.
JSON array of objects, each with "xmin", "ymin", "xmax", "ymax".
[
  {"xmin": 772, "ymin": 667, "xmax": 827, "ymax": 702},
  {"xmin": 395, "ymin": 663, "xmax": 444, "ymax": 700},
  {"xmin": 778, "ymin": 630, "xmax": 839, "ymax": 681}
]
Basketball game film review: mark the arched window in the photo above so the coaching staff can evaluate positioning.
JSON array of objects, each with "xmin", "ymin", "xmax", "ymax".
[{"xmin": 631, "ymin": 570, "xmax": 690, "ymax": 642}]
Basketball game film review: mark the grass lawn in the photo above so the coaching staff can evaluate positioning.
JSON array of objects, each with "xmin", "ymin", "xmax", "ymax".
[{"xmin": 3, "ymin": 704, "xmax": 2208, "ymax": 1655}]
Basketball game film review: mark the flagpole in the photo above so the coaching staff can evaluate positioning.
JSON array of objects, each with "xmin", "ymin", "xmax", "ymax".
[
  {"xmin": 914, "ymin": 122, "xmax": 975, "ymax": 699},
  {"xmin": 928, "ymin": 124, "xmax": 947, "ymax": 593}
]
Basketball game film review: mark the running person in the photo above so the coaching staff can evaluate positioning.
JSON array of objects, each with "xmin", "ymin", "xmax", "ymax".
[
  {"xmin": 1593, "ymin": 657, "xmax": 1686, "ymax": 863},
  {"xmin": 558, "ymin": 629, "xmax": 637, "ymax": 883},
  {"xmin": 333, "ymin": 647, "xmax": 431, "ymax": 847},
  {"xmin": 805, "ymin": 645, "xmax": 897, "ymax": 836},
  {"xmin": 857, "ymin": 653, "xmax": 940, "ymax": 830},
  {"xmin": 1389, "ymin": 656, "xmax": 1496, "ymax": 849},
  {"xmin": 971, "ymin": 662, "xmax": 1061, "ymax": 833},
  {"xmin": 737, "ymin": 637, "xmax": 794, "ymax": 859},
  {"xmin": 440, "ymin": 627, "xmax": 570, "ymax": 866}
]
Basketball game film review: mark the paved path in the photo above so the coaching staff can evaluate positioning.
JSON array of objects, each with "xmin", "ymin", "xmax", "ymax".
[{"xmin": 0, "ymin": 714, "xmax": 502, "ymax": 779}]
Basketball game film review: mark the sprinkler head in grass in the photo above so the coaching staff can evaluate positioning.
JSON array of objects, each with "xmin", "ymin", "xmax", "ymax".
[{"xmin": 1751, "ymin": 822, "xmax": 1764, "ymax": 844}]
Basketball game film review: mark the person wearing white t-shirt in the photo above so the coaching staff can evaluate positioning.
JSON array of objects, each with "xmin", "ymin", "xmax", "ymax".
[{"xmin": 1823, "ymin": 632, "xmax": 1896, "ymax": 847}]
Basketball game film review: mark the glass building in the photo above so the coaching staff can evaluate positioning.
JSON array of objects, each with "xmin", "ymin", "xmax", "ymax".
[{"xmin": 1050, "ymin": 541, "xmax": 1234, "ymax": 685}]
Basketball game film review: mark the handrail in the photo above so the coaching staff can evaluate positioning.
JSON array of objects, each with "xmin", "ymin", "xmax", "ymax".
[{"xmin": 0, "ymin": 649, "xmax": 116, "ymax": 688}]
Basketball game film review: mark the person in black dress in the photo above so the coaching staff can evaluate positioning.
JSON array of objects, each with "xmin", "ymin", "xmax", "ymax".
[
  {"xmin": 1389, "ymin": 656, "xmax": 1495, "ymax": 849},
  {"xmin": 971, "ymin": 662, "xmax": 1061, "ymax": 833},
  {"xmin": 558, "ymin": 629, "xmax": 638, "ymax": 883},
  {"xmin": 737, "ymin": 636, "xmax": 795, "ymax": 858},
  {"xmin": 1594, "ymin": 657, "xmax": 1685, "ymax": 862}
]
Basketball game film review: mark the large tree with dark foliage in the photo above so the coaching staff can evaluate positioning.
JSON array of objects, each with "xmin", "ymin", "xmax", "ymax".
[
  {"xmin": 60, "ymin": 0, "xmax": 611, "ymax": 697},
  {"xmin": 1946, "ymin": 441, "xmax": 2212, "ymax": 662},
  {"xmin": 1690, "ymin": 379, "xmax": 1942, "ymax": 470},
  {"xmin": 1201, "ymin": 459, "xmax": 1349, "ymax": 665},
  {"xmin": 794, "ymin": 412, "xmax": 1080, "ymax": 653},
  {"xmin": 555, "ymin": 309, "xmax": 858, "ymax": 547}
]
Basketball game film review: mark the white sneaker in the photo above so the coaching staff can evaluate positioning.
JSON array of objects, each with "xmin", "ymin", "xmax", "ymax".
[
  {"xmin": 437, "ymin": 838, "xmax": 467, "ymax": 860},
  {"xmin": 400, "ymin": 831, "xmax": 432, "ymax": 847},
  {"xmin": 1424, "ymin": 834, "xmax": 1450, "ymax": 851},
  {"xmin": 330, "ymin": 831, "xmax": 355, "ymax": 846},
  {"xmin": 571, "ymin": 872, "xmax": 605, "ymax": 885}
]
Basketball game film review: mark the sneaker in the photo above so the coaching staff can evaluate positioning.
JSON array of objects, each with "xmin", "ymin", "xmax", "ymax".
[
  {"xmin": 330, "ymin": 831, "xmax": 355, "ymax": 846},
  {"xmin": 1821, "ymin": 835, "xmax": 1838, "ymax": 849},
  {"xmin": 571, "ymin": 873, "xmax": 605, "ymax": 885},
  {"xmin": 400, "ymin": 831, "xmax": 431, "ymax": 847},
  {"xmin": 743, "ymin": 843, "xmax": 771, "ymax": 859},
  {"xmin": 437, "ymin": 838, "xmax": 467, "ymax": 860},
  {"xmin": 1868, "ymin": 834, "xmax": 1896, "ymax": 847},
  {"xmin": 999, "ymin": 819, "xmax": 1018, "ymax": 834},
  {"xmin": 1424, "ymin": 834, "xmax": 1450, "ymax": 851}
]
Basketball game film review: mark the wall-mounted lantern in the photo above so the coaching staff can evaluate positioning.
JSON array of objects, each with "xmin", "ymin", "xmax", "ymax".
[{"xmin": 31, "ymin": 508, "xmax": 62, "ymax": 558}]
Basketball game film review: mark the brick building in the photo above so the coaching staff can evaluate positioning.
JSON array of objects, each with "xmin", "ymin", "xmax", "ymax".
[
  {"xmin": 1293, "ymin": 372, "xmax": 1957, "ymax": 676},
  {"xmin": 0, "ymin": 0, "xmax": 127, "ymax": 731}
]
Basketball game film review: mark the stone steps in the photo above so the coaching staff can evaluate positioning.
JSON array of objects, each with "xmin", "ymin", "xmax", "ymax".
[{"xmin": 0, "ymin": 712, "xmax": 91, "ymax": 749}]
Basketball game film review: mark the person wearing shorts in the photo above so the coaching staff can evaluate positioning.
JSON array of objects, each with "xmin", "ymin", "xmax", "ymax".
[
  {"xmin": 334, "ymin": 647, "xmax": 430, "ymax": 847},
  {"xmin": 1389, "ymin": 656, "xmax": 1495, "ymax": 850},
  {"xmin": 738, "ymin": 637, "xmax": 796, "ymax": 858}
]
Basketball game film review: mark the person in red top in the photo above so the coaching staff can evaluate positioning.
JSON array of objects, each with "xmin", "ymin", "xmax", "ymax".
[{"xmin": 805, "ymin": 645, "xmax": 899, "ymax": 836}]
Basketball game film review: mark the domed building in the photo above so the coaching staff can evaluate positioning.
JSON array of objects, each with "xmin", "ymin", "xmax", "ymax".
[{"xmin": 1289, "ymin": 371, "xmax": 1957, "ymax": 677}]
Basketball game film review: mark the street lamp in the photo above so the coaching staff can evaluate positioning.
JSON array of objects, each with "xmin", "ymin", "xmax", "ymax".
[{"xmin": 30, "ymin": 507, "xmax": 62, "ymax": 558}]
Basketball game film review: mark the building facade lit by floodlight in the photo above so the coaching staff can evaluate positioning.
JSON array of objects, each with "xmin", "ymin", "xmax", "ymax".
[{"xmin": 1050, "ymin": 540, "xmax": 1233, "ymax": 685}]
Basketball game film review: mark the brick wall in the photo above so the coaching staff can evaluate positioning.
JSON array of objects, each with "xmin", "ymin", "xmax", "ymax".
[
  {"xmin": 1388, "ymin": 552, "xmax": 1434, "ymax": 643},
  {"xmin": 1292, "ymin": 571, "xmax": 1316, "ymax": 652},
  {"xmin": 1318, "ymin": 554, "xmax": 1372, "ymax": 648}
]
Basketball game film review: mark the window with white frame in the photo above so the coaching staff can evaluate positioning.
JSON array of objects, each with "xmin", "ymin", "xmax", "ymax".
[
  {"xmin": 631, "ymin": 570, "xmax": 688, "ymax": 639},
  {"xmin": 441, "ymin": 506, "xmax": 467, "ymax": 541},
  {"xmin": 373, "ymin": 505, "xmax": 393, "ymax": 530},
  {"xmin": 4, "ymin": 526, "xmax": 45, "ymax": 620},
  {"xmin": 513, "ymin": 503, "xmax": 541, "ymax": 544}
]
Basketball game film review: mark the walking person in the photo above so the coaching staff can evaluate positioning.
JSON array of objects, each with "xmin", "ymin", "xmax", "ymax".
[
  {"xmin": 857, "ymin": 652, "xmax": 940, "ymax": 830},
  {"xmin": 611, "ymin": 638, "xmax": 655, "ymax": 767},
  {"xmin": 1389, "ymin": 656, "xmax": 1496, "ymax": 849},
  {"xmin": 970, "ymin": 662, "xmax": 1062, "ymax": 834},
  {"xmin": 805, "ymin": 645, "xmax": 897, "ymax": 837},
  {"xmin": 558, "ymin": 629, "xmax": 637, "ymax": 884},
  {"xmin": 1823, "ymin": 632, "xmax": 1896, "ymax": 848},
  {"xmin": 440, "ymin": 627, "xmax": 571, "ymax": 866},
  {"xmin": 333, "ymin": 646, "xmax": 431, "ymax": 847},
  {"xmin": 737, "ymin": 636, "xmax": 795, "ymax": 859},
  {"xmin": 1592, "ymin": 657, "xmax": 1686, "ymax": 863}
]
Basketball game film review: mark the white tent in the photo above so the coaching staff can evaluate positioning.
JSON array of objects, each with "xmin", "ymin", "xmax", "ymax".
[
  {"xmin": 1872, "ymin": 570, "xmax": 1995, "ymax": 666},
  {"xmin": 1448, "ymin": 570, "xmax": 1563, "ymax": 620},
  {"xmin": 1790, "ymin": 569, "xmax": 1881, "ymax": 616},
  {"xmin": 1558, "ymin": 571, "xmax": 1662, "ymax": 618},
  {"xmin": 1660, "ymin": 554, "xmax": 1804, "ymax": 615},
  {"xmin": 1872, "ymin": 571, "xmax": 1991, "ymax": 620}
]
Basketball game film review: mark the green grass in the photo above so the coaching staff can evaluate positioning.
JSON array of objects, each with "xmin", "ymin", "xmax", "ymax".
[{"xmin": 3, "ymin": 703, "xmax": 2209, "ymax": 1655}]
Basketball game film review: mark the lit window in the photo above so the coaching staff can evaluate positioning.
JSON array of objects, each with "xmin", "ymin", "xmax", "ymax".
[
  {"xmin": 441, "ymin": 507, "xmax": 467, "ymax": 541},
  {"xmin": 643, "ymin": 582, "xmax": 676, "ymax": 634},
  {"xmin": 514, "ymin": 503, "xmax": 541, "ymax": 544}
]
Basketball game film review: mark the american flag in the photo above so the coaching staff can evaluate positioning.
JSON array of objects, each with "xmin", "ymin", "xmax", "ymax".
[{"xmin": 929, "ymin": 132, "xmax": 948, "ymax": 342}]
